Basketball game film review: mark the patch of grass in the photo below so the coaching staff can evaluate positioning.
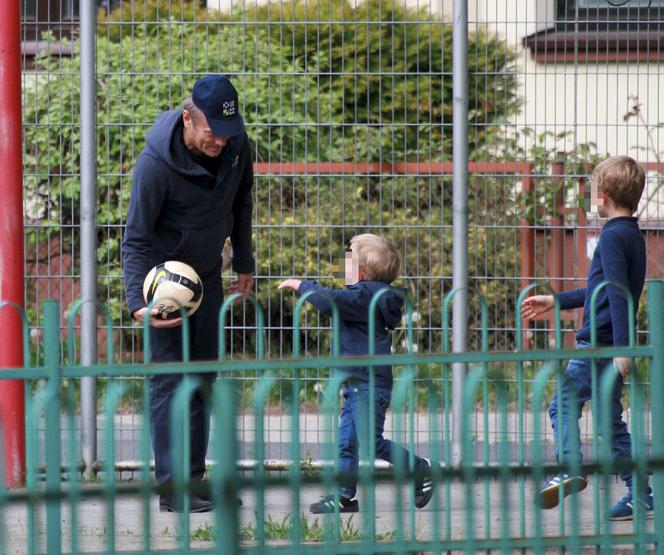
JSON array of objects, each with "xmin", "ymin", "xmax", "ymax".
[
  {"xmin": 337, "ymin": 514, "xmax": 362, "ymax": 541},
  {"xmin": 239, "ymin": 522, "xmax": 256, "ymax": 541},
  {"xmin": 264, "ymin": 514, "xmax": 292, "ymax": 540},
  {"xmin": 376, "ymin": 530, "xmax": 397, "ymax": 541},
  {"xmin": 190, "ymin": 522, "xmax": 215, "ymax": 542},
  {"xmin": 300, "ymin": 453, "xmax": 319, "ymax": 478},
  {"xmin": 237, "ymin": 513, "xmax": 362, "ymax": 542}
]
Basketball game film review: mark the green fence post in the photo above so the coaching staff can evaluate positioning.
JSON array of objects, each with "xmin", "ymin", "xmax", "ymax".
[
  {"xmin": 213, "ymin": 378, "xmax": 239, "ymax": 555},
  {"xmin": 103, "ymin": 381, "xmax": 127, "ymax": 555},
  {"xmin": 648, "ymin": 280, "xmax": 664, "ymax": 550},
  {"xmin": 43, "ymin": 300, "xmax": 62, "ymax": 555},
  {"xmin": 293, "ymin": 289, "xmax": 340, "ymax": 546},
  {"xmin": 169, "ymin": 376, "xmax": 200, "ymax": 549}
]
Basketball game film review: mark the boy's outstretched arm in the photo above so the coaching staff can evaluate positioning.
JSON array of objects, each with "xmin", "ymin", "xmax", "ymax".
[
  {"xmin": 278, "ymin": 279, "xmax": 368, "ymax": 321},
  {"xmin": 278, "ymin": 279, "xmax": 302, "ymax": 292},
  {"xmin": 521, "ymin": 295, "xmax": 555, "ymax": 320}
]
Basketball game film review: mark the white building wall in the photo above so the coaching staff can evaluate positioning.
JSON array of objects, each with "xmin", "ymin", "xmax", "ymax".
[{"xmin": 472, "ymin": 1, "xmax": 664, "ymax": 217}]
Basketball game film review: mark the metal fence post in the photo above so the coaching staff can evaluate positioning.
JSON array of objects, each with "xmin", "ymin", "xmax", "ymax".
[
  {"xmin": 0, "ymin": 0, "xmax": 25, "ymax": 488},
  {"xmin": 648, "ymin": 280, "xmax": 664, "ymax": 547},
  {"xmin": 79, "ymin": 0, "xmax": 98, "ymax": 480},
  {"xmin": 451, "ymin": 0, "xmax": 469, "ymax": 466},
  {"xmin": 43, "ymin": 300, "xmax": 62, "ymax": 555}
]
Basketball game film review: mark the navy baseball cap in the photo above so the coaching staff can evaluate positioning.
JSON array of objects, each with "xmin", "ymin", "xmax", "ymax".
[{"xmin": 192, "ymin": 75, "xmax": 245, "ymax": 137}]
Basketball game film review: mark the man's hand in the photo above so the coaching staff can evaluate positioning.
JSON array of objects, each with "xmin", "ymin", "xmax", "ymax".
[
  {"xmin": 278, "ymin": 279, "xmax": 302, "ymax": 292},
  {"xmin": 521, "ymin": 294, "xmax": 555, "ymax": 320},
  {"xmin": 228, "ymin": 272, "xmax": 254, "ymax": 295},
  {"xmin": 132, "ymin": 307, "xmax": 183, "ymax": 328},
  {"xmin": 614, "ymin": 357, "xmax": 631, "ymax": 378}
]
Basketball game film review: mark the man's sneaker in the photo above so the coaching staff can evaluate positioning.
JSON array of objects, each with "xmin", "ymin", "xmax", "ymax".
[
  {"xmin": 159, "ymin": 494, "xmax": 213, "ymax": 513},
  {"xmin": 415, "ymin": 459, "xmax": 435, "ymax": 509},
  {"xmin": 609, "ymin": 489, "xmax": 654, "ymax": 521},
  {"xmin": 192, "ymin": 480, "xmax": 243, "ymax": 506},
  {"xmin": 535, "ymin": 474, "xmax": 587, "ymax": 510},
  {"xmin": 309, "ymin": 494, "xmax": 359, "ymax": 514}
]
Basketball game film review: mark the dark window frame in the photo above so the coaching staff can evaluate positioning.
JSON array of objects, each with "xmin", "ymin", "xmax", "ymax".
[
  {"xmin": 21, "ymin": 0, "xmax": 79, "ymax": 42},
  {"xmin": 522, "ymin": 0, "xmax": 664, "ymax": 63},
  {"xmin": 556, "ymin": 0, "xmax": 664, "ymax": 31}
]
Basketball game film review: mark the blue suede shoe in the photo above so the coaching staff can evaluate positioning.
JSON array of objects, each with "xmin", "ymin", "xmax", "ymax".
[
  {"xmin": 609, "ymin": 488, "xmax": 654, "ymax": 521},
  {"xmin": 535, "ymin": 473, "xmax": 587, "ymax": 510}
]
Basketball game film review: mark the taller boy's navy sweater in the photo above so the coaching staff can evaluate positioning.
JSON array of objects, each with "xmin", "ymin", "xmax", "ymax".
[
  {"xmin": 298, "ymin": 280, "xmax": 405, "ymax": 390},
  {"xmin": 122, "ymin": 110, "xmax": 255, "ymax": 317},
  {"xmin": 557, "ymin": 216, "xmax": 646, "ymax": 347}
]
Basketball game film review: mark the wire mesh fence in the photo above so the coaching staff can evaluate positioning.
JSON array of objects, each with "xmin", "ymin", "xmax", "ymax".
[{"xmin": 18, "ymin": 0, "xmax": 664, "ymax": 469}]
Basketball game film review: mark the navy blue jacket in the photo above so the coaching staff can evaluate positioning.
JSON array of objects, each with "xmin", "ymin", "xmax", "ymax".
[
  {"xmin": 122, "ymin": 110, "xmax": 255, "ymax": 316},
  {"xmin": 298, "ymin": 280, "xmax": 405, "ymax": 389},
  {"xmin": 557, "ymin": 216, "xmax": 646, "ymax": 346}
]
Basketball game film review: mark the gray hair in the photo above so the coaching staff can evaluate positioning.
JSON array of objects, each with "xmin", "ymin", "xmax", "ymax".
[{"xmin": 183, "ymin": 95, "xmax": 203, "ymax": 119}]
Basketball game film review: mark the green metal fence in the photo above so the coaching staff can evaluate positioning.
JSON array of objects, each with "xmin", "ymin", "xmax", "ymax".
[{"xmin": 2, "ymin": 280, "xmax": 663, "ymax": 553}]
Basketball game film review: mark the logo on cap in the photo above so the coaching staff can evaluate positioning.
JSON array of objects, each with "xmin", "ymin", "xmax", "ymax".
[{"xmin": 222, "ymin": 100, "xmax": 236, "ymax": 117}]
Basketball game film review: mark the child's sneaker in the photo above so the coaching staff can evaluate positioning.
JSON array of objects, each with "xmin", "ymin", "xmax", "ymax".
[
  {"xmin": 309, "ymin": 494, "xmax": 359, "ymax": 514},
  {"xmin": 609, "ymin": 488, "xmax": 654, "ymax": 521},
  {"xmin": 415, "ymin": 459, "xmax": 435, "ymax": 509},
  {"xmin": 535, "ymin": 473, "xmax": 587, "ymax": 509}
]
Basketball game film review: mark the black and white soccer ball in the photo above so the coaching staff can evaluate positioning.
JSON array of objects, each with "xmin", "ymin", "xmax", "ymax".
[{"xmin": 142, "ymin": 261, "xmax": 203, "ymax": 319}]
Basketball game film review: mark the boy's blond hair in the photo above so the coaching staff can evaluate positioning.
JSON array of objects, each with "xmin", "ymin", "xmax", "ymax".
[
  {"xmin": 592, "ymin": 155, "xmax": 645, "ymax": 213},
  {"xmin": 350, "ymin": 234, "xmax": 401, "ymax": 283}
]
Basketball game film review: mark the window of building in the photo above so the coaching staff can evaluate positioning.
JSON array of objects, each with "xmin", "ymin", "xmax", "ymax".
[
  {"xmin": 523, "ymin": 0, "xmax": 664, "ymax": 63},
  {"xmin": 22, "ymin": 0, "xmax": 79, "ymax": 41},
  {"xmin": 557, "ymin": 0, "xmax": 664, "ymax": 31}
]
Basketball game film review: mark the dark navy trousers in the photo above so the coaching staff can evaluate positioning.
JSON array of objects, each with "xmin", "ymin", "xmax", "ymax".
[
  {"xmin": 338, "ymin": 382, "xmax": 428, "ymax": 499},
  {"xmin": 148, "ymin": 276, "xmax": 221, "ymax": 485}
]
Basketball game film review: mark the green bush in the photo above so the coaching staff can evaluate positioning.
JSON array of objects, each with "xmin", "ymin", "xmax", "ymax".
[{"xmin": 244, "ymin": 0, "xmax": 520, "ymax": 158}]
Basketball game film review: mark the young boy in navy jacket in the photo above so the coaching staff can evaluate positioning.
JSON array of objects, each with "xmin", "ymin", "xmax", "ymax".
[
  {"xmin": 279, "ymin": 234, "xmax": 434, "ymax": 513},
  {"xmin": 522, "ymin": 155, "xmax": 650, "ymax": 520}
]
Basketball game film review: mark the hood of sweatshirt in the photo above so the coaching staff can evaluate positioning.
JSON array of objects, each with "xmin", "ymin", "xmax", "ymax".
[
  {"xmin": 144, "ymin": 110, "xmax": 218, "ymax": 178},
  {"xmin": 355, "ymin": 280, "xmax": 406, "ymax": 330}
]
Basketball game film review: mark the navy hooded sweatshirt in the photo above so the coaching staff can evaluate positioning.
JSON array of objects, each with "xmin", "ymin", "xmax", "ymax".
[
  {"xmin": 122, "ymin": 110, "xmax": 255, "ymax": 317},
  {"xmin": 298, "ymin": 280, "xmax": 405, "ymax": 390},
  {"xmin": 557, "ymin": 216, "xmax": 645, "ymax": 347}
]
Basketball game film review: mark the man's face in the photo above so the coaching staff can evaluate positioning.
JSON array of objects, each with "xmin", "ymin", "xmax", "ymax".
[
  {"xmin": 344, "ymin": 250, "xmax": 361, "ymax": 286},
  {"xmin": 183, "ymin": 111, "xmax": 228, "ymax": 158}
]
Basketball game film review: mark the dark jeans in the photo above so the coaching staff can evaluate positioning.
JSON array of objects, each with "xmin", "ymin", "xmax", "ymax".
[
  {"xmin": 548, "ymin": 341, "xmax": 633, "ymax": 489},
  {"xmin": 148, "ymin": 277, "xmax": 221, "ymax": 485},
  {"xmin": 338, "ymin": 382, "xmax": 428, "ymax": 499}
]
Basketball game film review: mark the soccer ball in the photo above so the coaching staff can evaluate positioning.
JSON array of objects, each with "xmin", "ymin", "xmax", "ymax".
[{"xmin": 143, "ymin": 261, "xmax": 203, "ymax": 319}]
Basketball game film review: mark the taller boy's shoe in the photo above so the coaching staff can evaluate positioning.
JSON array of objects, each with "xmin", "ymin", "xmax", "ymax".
[
  {"xmin": 609, "ymin": 488, "xmax": 654, "ymax": 521},
  {"xmin": 309, "ymin": 494, "xmax": 359, "ymax": 514},
  {"xmin": 535, "ymin": 473, "xmax": 587, "ymax": 509},
  {"xmin": 415, "ymin": 459, "xmax": 435, "ymax": 509}
]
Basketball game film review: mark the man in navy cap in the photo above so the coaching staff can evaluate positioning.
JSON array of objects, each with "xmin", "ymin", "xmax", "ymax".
[{"xmin": 122, "ymin": 75, "xmax": 254, "ymax": 512}]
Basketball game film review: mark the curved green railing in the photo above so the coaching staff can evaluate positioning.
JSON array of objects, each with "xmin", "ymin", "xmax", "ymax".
[{"xmin": 0, "ymin": 281, "xmax": 662, "ymax": 553}]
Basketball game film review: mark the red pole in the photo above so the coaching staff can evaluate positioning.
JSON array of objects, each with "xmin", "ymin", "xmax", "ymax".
[{"xmin": 0, "ymin": 0, "xmax": 26, "ymax": 486}]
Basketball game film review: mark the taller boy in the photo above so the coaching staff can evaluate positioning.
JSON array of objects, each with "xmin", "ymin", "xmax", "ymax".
[{"xmin": 522, "ymin": 155, "xmax": 649, "ymax": 520}]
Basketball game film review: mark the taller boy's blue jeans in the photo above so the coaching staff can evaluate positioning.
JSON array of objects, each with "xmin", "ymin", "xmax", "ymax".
[
  {"xmin": 338, "ymin": 382, "xmax": 428, "ymax": 500},
  {"xmin": 548, "ymin": 341, "xmax": 633, "ymax": 489}
]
